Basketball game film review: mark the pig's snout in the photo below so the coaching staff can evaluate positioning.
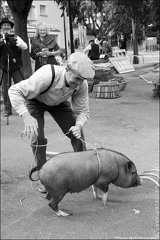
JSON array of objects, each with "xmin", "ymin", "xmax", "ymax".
[
  {"xmin": 139, "ymin": 178, "xmax": 143, "ymax": 185},
  {"xmin": 132, "ymin": 175, "xmax": 143, "ymax": 187}
]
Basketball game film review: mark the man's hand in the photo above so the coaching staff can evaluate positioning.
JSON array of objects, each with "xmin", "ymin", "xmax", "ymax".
[
  {"xmin": 22, "ymin": 112, "xmax": 38, "ymax": 139},
  {"xmin": 69, "ymin": 125, "xmax": 81, "ymax": 139}
]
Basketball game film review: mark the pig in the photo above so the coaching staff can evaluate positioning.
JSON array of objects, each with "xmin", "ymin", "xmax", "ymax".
[{"xmin": 39, "ymin": 148, "xmax": 143, "ymax": 217}]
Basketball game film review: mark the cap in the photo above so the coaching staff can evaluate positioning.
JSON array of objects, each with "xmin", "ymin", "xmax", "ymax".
[
  {"xmin": 0, "ymin": 18, "xmax": 14, "ymax": 29},
  {"xmin": 68, "ymin": 52, "xmax": 95, "ymax": 80}
]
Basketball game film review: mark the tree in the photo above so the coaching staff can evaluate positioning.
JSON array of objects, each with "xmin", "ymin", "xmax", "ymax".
[
  {"xmin": 116, "ymin": 0, "xmax": 152, "ymax": 64},
  {"xmin": 6, "ymin": 0, "xmax": 33, "ymax": 78},
  {"xmin": 55, "ymin": 0, "xmax": 106, "ymax": 37},
  {"xmin": 1, "ymin": 0, "xmax": 13, "ymax": 19}
]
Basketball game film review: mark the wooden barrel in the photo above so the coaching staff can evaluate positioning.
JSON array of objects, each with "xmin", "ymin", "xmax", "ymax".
[{"xmin": 92, "ymin": 82, "xmax": 121, "ymax": 99}]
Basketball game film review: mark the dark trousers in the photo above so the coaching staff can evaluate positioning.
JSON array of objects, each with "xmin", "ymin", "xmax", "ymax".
[
  {"xmin": 26, "ymin": 99, "xmax": 86, "ymax": 169},
  {"xmin": 1, "ymin": 68, "xmax": 23, "ymax": 112}
]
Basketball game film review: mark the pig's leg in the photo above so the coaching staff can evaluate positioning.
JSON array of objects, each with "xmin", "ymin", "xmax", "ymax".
[
  {"xmin": 98, "ymin": 185, "xmax": 109, "ymax": 205},
  {"xmin": 92, "ymin": 185, "xmax": 109, "ymax": 205},
  {"xmin": 48, "ymin": 193, "xmax": 69, "ymax": 217},
  {"xmin": 101, "ymin": 192, "xmax": 108, "ymax": 205},
  {"xmin": 92, "ymin": 185, "xmax": 102, "ymax": 200}
]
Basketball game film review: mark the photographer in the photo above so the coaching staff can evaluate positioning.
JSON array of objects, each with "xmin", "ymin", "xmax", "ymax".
[{"xmin": 0, "ymin": 17, "xmax": 27, "ymax": 117}]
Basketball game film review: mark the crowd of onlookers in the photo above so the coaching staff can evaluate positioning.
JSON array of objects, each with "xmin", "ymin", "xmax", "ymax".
[{"xmin": 83, "ymin": 33, "xmax": 127, "ymax": 61}]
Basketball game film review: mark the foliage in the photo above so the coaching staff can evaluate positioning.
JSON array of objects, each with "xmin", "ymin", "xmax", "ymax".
[
  {"xmin": 1, "ymin": 0, "xmax": 13, "ymax": 19},
  {"xmin": 149, "ymin": 0, "xmax": 160, "ymax": 29}
]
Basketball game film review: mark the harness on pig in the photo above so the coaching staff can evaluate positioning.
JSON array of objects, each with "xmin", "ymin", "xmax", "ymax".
[
  {"xmin": 28, "ymin": 135, "xmax": 102, "ymax": 182},
  {"xmin": 21, "ymin": 132, "xmax": 160, "ymax": 188}
]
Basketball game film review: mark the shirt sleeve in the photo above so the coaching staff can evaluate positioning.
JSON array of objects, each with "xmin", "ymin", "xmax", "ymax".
[
  {"xmin": 16, "ymin": 36, "xmax": 28, "ymax": 50},
  {"xmin": 8, "ymin": 65, "xmax": 52, "ymax": 115},
  {"xmin": 95, "ymin": 38, "xmax": 101, "ymax": 45},
  {"xmin": 83, "ymin": 44, "xmax": 91, "ymax": 54},
  {"xmin": 71, "ymin": 80, "xmax": 89, "ymax": 128}
]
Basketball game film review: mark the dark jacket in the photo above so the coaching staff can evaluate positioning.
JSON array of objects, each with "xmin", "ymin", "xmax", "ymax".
[
  {"xmin": 88, "ymin": 43, "xmax": 100, "ymax": 60},
  {"xmin": 119, "ymin": 38, "xmax": 127, "ymax": 50},
  {"xmin": 30, "ymin": 35, "xmax": 59, "ymax": 71},
  {"xmin": 0, "ymin": 34, "xmax": 22, "ymax": 72}
]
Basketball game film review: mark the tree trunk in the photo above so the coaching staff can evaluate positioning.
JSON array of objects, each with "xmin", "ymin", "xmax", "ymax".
[
  {"xmin": 132, "ymin": 17, "xmax": 139, "ymax": 64},
  {"xmin": 12, "ymin": 13, "xmax": 32, "ymax": 78},
  {"xmin": 7, "ymin": 0, "xmax": 33, "ymax": 78},
  {"xmin": 68, "ymin": 0, "xmax": 74, "ymax": 54}
]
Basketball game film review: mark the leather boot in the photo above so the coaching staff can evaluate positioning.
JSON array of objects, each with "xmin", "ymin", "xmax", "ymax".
[{"xmin": 31, "ymin": 138, "xmax": 48, "ymax": 169}]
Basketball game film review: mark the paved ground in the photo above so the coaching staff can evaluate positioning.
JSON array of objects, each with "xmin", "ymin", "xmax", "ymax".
[{"xmin": 1, "ymin": 51, "xmax": 159, "ymax": 239}]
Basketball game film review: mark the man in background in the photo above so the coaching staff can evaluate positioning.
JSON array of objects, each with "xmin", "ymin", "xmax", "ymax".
[
  {"xmin": 0, "ymin": 17, "xmax": 27, "ymax": 117},
  {"xmin": 83, "ymin": 40, "xmax": 100, "ymax": 60},
  {"xmin": 119, "ymin": 33, "xmax": 127, "ymax": 56}
]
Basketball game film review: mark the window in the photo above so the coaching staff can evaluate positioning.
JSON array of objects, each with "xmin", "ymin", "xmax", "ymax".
[{"xmin": 40, "ymin": 5, "xmax": 47, "ymax": 16}]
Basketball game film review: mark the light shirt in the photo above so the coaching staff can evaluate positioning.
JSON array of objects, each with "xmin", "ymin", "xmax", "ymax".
[
  {"xmin": 8, "ymin": 64, "xmax": 89, "ymax": 128},
  {"xmin": 95, "ymin": 38, "xmax": 101, "ymax": 45},
  {"xmin": 95, "ymin": 38, "xmax": 102, "ymax": 51},
  {"xmin": 83, "ymin": 44, "xmax": 91, "ymax": 55},
  {"xmin": 16, "ymin": 36, "xmax": 27, "ymax": 50}
]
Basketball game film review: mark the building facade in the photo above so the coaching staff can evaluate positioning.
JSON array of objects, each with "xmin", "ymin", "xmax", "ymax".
[{"xmin": 27, "ymin": 1, "xmax": 68, "ymax": 49}]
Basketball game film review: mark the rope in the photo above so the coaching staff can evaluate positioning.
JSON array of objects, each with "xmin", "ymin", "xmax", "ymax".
[
  {"xmin": 138, "ymin": 169, "xmax": 159, "ymax": 188},
  {"xmin": 140, "ymin": 176, "xmax": 159, "ymax": 187},
  {"xmin": 21, "ymin": 131, "xmax": 70, "ymax": 147},
  {"xmin": 80, "ymin": 138, "xmax": 101, "ymax": 176}
]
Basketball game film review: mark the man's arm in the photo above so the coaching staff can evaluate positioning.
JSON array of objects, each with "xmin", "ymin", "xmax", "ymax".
[
  {"xmin": 8, "ymin": 64, "xmax": 53, "ymax": 115},
  {"xmin": 83, "ymin": 44, "xmax": 91, "ymax": 55},
  {"xmin": 95, "ymin": 38, "xmax": 102, "ymax": 46},
  {"xmin": 69, "ymin": 81, "xmax": 89, "ymax": 138},
  {"xmin": 71, "ymin": 80, "xmax": 89, "ymax": 128},
  {"xmin": 8, "ymin": 65, "xmax": 53, "ymax": 138},
  {"xmin": 16, "ymin": 36, "xmax": 27, "ymax": 50}
]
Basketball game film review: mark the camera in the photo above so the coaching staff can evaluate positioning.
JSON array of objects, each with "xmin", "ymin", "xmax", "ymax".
[{"xmin": 5, "ymin": 33, "xmax": 15, "ymax": 42}]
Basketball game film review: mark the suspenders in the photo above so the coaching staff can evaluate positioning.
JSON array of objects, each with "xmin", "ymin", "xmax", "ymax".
[{"xmin": 40, "ymin": 64, "xmax": 55, "ymax": 95}]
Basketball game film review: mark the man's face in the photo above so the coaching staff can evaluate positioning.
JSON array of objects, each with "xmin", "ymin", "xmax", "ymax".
[
  {"xmin": 66, "ymin": 69, "xmax": 84, "ymax": 89},
  {"xmin": 1, "ymin": 23, "xmax": 12, "ymax": 34}
]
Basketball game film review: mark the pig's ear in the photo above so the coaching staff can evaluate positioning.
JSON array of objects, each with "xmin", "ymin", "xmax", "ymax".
[{"xmin": 126, "ymin": 161, "xmax": 136, "ymax": 173}]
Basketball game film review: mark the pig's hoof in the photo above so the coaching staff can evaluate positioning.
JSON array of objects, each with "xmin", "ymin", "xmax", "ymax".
[
  {"xmin": 102, "ymin": 193, "xmax": 108, "ymax": 205},
  {"xmin": 92, "ymin": 192, "xmax": 97, "ymax": 199},
  {"xmin": 54, "ymin": 209, "xmax": 70, "ymax": 217}
]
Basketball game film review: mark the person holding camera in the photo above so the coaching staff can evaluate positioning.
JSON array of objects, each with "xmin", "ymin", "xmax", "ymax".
[
  {"xmin": 30, "ymin": 23, "xmax": 61, "ymax": 72},
  {"xmin": 0, "ymin": 17, "xmax": 27, "ymax": 117}
]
